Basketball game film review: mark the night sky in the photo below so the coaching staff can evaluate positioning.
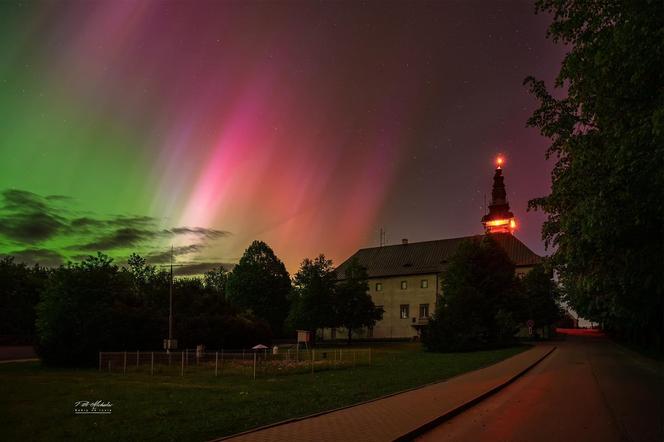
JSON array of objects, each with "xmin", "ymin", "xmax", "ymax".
[{"xmin": 0, "ymin": 1, "xmax": 566, "ymax": 274}]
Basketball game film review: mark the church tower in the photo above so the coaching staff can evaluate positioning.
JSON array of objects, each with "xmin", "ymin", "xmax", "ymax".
[{"xmin": 481, "ymin": 156, "xmax": 516, "ymax": 234}]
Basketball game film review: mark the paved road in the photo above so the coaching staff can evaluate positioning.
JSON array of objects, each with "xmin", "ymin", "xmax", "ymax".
[
  {"xmin": 418, "ymin": 335, "xmax": 663, "ymax": 442},
  {"xmin": 215, "ymin": 345, "xmax": 554, "ymax": 442}
]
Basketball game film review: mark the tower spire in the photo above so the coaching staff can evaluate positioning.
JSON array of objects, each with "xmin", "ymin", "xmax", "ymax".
[{"xmin": 481, "ymin": 156, "xmax": 516, "ymax": 234}]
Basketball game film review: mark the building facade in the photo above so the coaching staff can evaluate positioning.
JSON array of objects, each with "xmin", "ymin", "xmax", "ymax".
[{"xmin": 329, "ymin": 158, "xmax": 542, "ymax": 340}]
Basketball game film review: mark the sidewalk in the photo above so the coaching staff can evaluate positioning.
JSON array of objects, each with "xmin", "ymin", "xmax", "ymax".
[{"xmin": 213, "ymin": 344, "xmax": 555, "ymax": 442}]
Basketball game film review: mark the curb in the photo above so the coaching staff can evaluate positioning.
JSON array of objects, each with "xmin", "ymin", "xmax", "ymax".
[
  {"xmin": 393, "ymin": 345, "xmax": 557, "ymax": 441},
  {"xmin": 0, "ymin": 358, "xmax": 39, "ymax": 364},
  {"xmin": 210, "ymin": 345, "xmax": 548, "ymax": 441}
]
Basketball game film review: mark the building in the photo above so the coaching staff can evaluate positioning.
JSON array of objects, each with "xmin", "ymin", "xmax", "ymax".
[{"xmin": 331, "ymin": 157, "xmax": 542, "ymax": 340}]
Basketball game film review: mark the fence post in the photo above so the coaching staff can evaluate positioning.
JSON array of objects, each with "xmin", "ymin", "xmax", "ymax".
[
  {"xmin": 151, "ymin": 352, "xmax": 154, "ymax": 376},
  {"xmin": 369, "ymin": 348, "xmax": 371, "ymax": 366},
  {"xmin": 311, "ymin": 348, "xmax": 315, "ymax": 374},
  {"xmin": 123, "ymin": 351, "xmax": 127, "ymax": 375},
  {"xmin": 98, "ymin": 352, "xmax": 101, "ymax": 372},
  {"xmin": 253, "ymin": 352, "xmax": 257, "ymax": 380},
  {"xmin": 221, "ymin": 349, "xmax": 224, "ymax": 374},
  {"xmin": 215, "ymin": 352, "xmax": 218, "ymax": 377},
  {"xmin": 108, "ymin": 360, "xmax": 111, "ymax": 373},
  {"xmin": 185, "ymin": 349, "xmax": 188, "ymax": 367},
  {"xmin": 181, "ymin": 351, "xmax": 184, "ymax": 376},
  {"xmin": 137, "ymin": 350, "xmax": 140, "ymax": 369},
  {"xmin": 353, "ymin": 350, "xmax": 356, "ymax": 368}
]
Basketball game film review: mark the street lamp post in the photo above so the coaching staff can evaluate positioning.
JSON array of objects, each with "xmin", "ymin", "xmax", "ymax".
[
  {"xmin": 160, "ymin": 246, "xmax": 186, "ymax": 354},
  {"xmin": 168, "ymin": 246, "xmax": 173, "ymax": 353}
]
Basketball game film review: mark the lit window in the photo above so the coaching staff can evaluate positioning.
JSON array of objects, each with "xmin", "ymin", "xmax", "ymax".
[
  {"xmin": 375, "ymin": 282, "xmax": 383, "ymax": 291},
  {"xmin": 400, "ymin": 304, "xmax": 409, "ymax": 319},
  {"xmin": 421, "ymin": 279, "xmax": 428, "ymax": 288},
  {"xmin": 401, "ymin": 281, "xmax": 407, "ymax": 290},
  {"xmin": 419, "ymin": 304, "xmax": 429, "ymax": 318}
]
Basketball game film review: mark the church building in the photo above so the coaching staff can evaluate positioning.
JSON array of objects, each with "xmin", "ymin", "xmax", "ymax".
[{"xmin": 331, "ymin": 157, "xmax": 541, "ymax": 340}]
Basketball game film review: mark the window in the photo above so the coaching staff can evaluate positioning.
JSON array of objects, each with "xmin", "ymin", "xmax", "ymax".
[
  {"xmin": 419, "ymin": 303, "xmax": 430, "ymax": 318},
  {"xmin": 420, "ymin": 279, "xmax": 428, "ymax": 288},
  {"xmin": 401, "ymin": 280, "xmax": 408, "ymax": 290},
  {"xmin": 375, "ymin": 282, "xmax": 383, "ymax": 291},
  {"xmin": 400, "ymin": 304, "xmax": 410, "ymax": 319}
]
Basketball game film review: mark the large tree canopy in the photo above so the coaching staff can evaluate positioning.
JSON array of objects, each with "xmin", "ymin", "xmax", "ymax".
[
  {"xmin": 286, "ymin": 254, "xmax": 336, "ymax": 336},
  {"xmin": 226, "ymin": 240, "xmax": 291, "ymax": 336},
  {"xmin": 335, "ymin": 258, "xmax": 383, "ymax": 344},
  {"xmin": 522, "ymin": 263, "xmax": 563, "ymax": 333},
  {"xmin": 525, "ymin": 0, "xmax": 664, "ymax": 349},
  {"xmin": 423, "ymin": 236, "xmax": 524, "ymax": 352}
]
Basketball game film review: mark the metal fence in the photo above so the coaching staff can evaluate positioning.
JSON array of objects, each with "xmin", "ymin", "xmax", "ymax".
[{"xmin": 98, "ymin": 347, "xmax": 371, "ymax": 379}]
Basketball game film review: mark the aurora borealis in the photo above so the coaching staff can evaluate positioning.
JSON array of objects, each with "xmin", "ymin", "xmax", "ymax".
[{"xmin": 0, "ymin": 1, "xmax": 566, "ymax": 274}]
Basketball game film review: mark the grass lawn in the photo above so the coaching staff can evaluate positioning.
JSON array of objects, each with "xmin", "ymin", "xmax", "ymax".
[{"xmin": 1, "ymin": 344, "xmax": 527, "ymax": 442}]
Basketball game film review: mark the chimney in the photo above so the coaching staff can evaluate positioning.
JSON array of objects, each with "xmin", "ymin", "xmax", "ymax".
[{"xmin": 402, "ymin": 238, "xmax": 408, "ymax": 245}]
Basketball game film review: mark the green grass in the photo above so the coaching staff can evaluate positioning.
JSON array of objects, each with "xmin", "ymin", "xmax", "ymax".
[{"xmin": 0, "ymin": 344, "xmax": 527, "ymax": 442}]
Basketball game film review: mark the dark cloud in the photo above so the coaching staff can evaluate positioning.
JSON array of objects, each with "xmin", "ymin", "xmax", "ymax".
[
  {"xmin": 1, "ymin": 248, "xmax": 64, "ymax": 267},
  {"xmin": 72, "ymin": 227, "xmax": 159, "ymax": 251},
  {"xmin": 2, "ymin": 189, "xmax": 50, "ymax": 212},
  {"xmin": 107, "ymin": 215, "xmax": 156, "ymax": 227},
  {"xmin": 1, "ymin": 188, "xmax": 232, "ymax": 265},
  {"xmin": 0, "ymin": 189, "xmax": 66, "ymax": 243},
  {"xmin": 145, "ymin": 244, "xmax": 206, "ymax": 264},
  {"xmin": 173, "ymin": 262, "xmax": 235, "ymax": 276},
  {"xmin": 165, "ymin": 226, "xmax": 231, "ymax": 239}
]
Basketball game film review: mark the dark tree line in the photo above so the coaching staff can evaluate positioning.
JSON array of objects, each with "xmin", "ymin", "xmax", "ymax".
[
  {"xmin": 525, "ymin": 0, "xmax": 664, "ymax": 351},
  {"xmin": 0, "ymin": 257, "xmax": 48, "ymax": 344},
  {"xmin": 33, "ymin": 253, "xmax": 271, "ymax": 366},
  {"xmin": 423, "ymin": 237, "xmax": 562, "ymax": 352},
  {"xmin": 1, "ymin": 240, "xmax": 382, "ymax": 365}
]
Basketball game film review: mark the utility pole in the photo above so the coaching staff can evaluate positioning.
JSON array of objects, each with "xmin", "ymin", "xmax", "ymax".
[{"xmin": 168, "ymin": 245, "xmax": 173, "ymax": 353}]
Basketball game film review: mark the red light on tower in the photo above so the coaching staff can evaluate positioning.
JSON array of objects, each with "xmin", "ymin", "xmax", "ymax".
[{"xmin": 481, "ymin": 155, "xmax": 517, "ymax": 235}]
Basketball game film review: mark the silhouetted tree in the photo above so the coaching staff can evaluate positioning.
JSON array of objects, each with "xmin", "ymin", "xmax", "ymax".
[
  {"xmin": 226, "ymin": 241, "xmax": 291, "ymax": 336},
  {"xmin": 34, "ymin": 252, "xmax": 271, "ymax": 365},
  {"xmin": 334, "ymin": 258, "xmax": 383, "ymax": 344},
  {"xmin": 525, "ymin": 0, "xmax": 664, "ymax": 350},
  {"xmin": 203, "ymin": 266, "xmax": 228, "ymax": 297},
  {"xmin": 0, "ymin": 257, "xmax": 48, "ymax": 344},
  {"xmin": 35, "ymin": 254, "xmax": 132, "ymax": 365},
  {"xmin": 521, "ymin": 264, "xmax": 563, "ymax": 333},
  {"xmin": 423, "ymin": 237, "xmax": 523, "ymax": 352},
  {"xmin": 286, "ymin": 255, "xmax": 336, "ymax": 341}
]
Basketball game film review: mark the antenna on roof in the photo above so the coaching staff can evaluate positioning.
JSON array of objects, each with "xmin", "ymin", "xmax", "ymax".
[{"xmin": 379, "ymin": 227, "xmax": 386, "ymax": 247}]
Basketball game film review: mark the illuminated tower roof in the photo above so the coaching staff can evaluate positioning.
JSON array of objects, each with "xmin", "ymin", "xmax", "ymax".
[{"xmin": 481, "ymin": 156, "xmax": 516, "ymax": 234}]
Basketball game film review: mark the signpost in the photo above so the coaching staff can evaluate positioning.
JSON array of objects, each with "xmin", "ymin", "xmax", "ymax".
[{"xmin": 527, "ymin": 319, "xmax": 535, "ymax": 337}]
